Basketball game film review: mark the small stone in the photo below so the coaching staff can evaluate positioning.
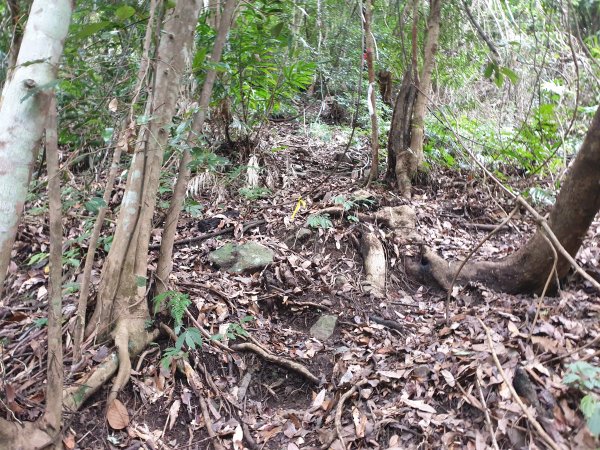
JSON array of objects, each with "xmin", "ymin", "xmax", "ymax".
[
  {"xmin": 310, "ymin": 314, "xmax": 338, "ymax": 341},
  {"xmin": 208, "ymin": 242, "xmax": 274, "ymax": 274},
  {"xmin": 284, "ymin": 227, "xmax": 313, "ymax": 248}
]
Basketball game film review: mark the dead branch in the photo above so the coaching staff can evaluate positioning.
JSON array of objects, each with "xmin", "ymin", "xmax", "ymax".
[
  {"xmin": 230, "ymin": 342, "xmax": 320, "ymax": 385},
  {"xmin": 475, "ymin": 374, "xmax": 500, "ymax": 450},
  {"xmin": 149, "ymin": 219, "xmax": 266, "ymax": 250},
  {"xmin": 478, "ymin": 319, "xmax": 563, "ymax": 450}
]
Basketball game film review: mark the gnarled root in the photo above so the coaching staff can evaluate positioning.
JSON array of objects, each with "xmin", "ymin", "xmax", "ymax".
[{"xmin": 359, "ymin": 229, "xmax": 386, "ymax": 298}]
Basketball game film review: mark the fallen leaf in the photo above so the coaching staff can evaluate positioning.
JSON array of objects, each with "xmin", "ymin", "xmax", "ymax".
[
  {"xmin": 167, "ymin": 399, "xmax": 180, "ymax": 430},
  {"xmin": 107, "ymin": 399, "xmax": 129, "ymax": 430},
  {"xmin": 232, "ymin": 424, "xmax": 244, "ymax": 450},
  {"xmin": 401, "ymin": 394, "xmax": 436, "ymax": 413}
]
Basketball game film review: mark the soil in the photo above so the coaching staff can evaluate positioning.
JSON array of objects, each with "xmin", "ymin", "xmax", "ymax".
[{"xmin": 1, "ymin": 119, "xmax": 600, "ymax": 449}]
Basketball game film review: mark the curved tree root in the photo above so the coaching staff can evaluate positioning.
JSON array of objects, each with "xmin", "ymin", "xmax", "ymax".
[
  {"xmin": 64, "ymin": 325, "xmax": 158, "ymax": 412},
  {"xmin": 230, "ymin": 342, "xmax": 320, "ymax": 385}
]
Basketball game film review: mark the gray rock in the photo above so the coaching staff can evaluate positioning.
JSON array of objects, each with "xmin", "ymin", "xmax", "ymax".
[
  {"xmin": 285, "ymin": 227, "xmax": 313, "ymax": 247},
  {"xmin": 310, "ymin": 314, "xmax": 338, "ymax": 341},
  {"xmin": 208, "ymin": 242, "xmax": 274, "ymax": 274}
]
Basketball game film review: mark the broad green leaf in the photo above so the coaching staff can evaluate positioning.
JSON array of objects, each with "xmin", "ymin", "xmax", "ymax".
[
  {"xmin": 75, "ymin": 21, "xmax": 114, "ymax": 40},
  {"xmin": 500, "ymin": 67, "xmax": 518, "ymax": 84},
  {"xmin": 588, "ymin": 407, "xmax": 600, "ymax": 435},
  {"xmin": 115, "ymin": 5, "xmax": 135, "ymax": 21}
]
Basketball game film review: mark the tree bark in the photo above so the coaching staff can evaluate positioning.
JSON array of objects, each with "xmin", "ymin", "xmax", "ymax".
[
  {"xmin": 411, "ymin": 106, "xmax": 600, "ymax": 294},
  {"xmin": 0, "ymin": 0, "xmax": 72, "ymax": 294},
  {"xmin": 44, "ymin": 94, "xmax": 63, "ymax": 448},
  {"xmin": 72, "ymin": 0, "xmax": 159, "ymax": 363}
]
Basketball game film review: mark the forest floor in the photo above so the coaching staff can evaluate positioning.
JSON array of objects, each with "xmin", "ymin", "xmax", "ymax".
[{"xmin": 2, "ymin": 118, "xmax": 600, "ymax": 450}]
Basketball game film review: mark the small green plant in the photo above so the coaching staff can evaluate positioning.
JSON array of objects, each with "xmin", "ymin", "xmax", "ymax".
[
  {"xmin": 34, "ymin": 318, "xmax": 48, "ymax": 328},
  {"xmin": 307, "ymin": 214, "xmax": 333, "ymax": 230},
  {"xmin": 212, "ymin": 316, "xmax": 254, "ymax": 341},
  {"xmin": 153, "ymin": 291, "xmax": 191, "ymax": 334},
  {"xmin": 154, "ymin": 290, "xmax": 196, "ymax": 369},
  {"xmin": 333, "ymin": 195, "xmax": 355, "ymax": 211},
  {"xmin": 28, "ymin": 252, "xmax": 49, "ymax": 266},
  {"xmin": 184, "ymin": 199, "xmax": 203, "ymax": 217},
  {"xmin": 527, "ymin": 186, "xmax": 556, "ymax": 206},
  {"xmin": 563, "ymin": 361, "xmax": 600, "ymax": 436},
  {"xmin": 239, "ymin": 186, "xmax": 271, "ymax": 200}
]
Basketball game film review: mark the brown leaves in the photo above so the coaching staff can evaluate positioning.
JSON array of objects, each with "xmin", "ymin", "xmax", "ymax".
[{"xmin": 106, "ymin": 399, "xmax": 130, "ymax": 430}]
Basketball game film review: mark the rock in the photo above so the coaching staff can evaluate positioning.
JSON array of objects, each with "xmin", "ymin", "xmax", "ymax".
[
  {"xmin": 285, "ymin": 227, "xmax": 313, "ymax": 247},
  {"xmin": 351, "ymin": 189, "xmax": 377, "ymax": 207},
  {"xmin": 310, "ymin": 314, "xmax": 338, "ymax": 341},
  {"xmin": 375, "ymin": 205, "xmax": 416, "ymax": 230},
  {"xmin": 208, "ymin": 242, "xmax": 274, "ymax": 274}
]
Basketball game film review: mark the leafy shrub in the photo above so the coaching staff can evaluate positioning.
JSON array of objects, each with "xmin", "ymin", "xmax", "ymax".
[{"xmin": 563, "ymin": 361, "xmax": 600, "ymax": 436}]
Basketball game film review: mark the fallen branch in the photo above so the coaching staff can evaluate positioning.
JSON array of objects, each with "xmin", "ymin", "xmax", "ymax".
[
  {"xmin": 528, "ymin": 232, "xmax": 558, "ymax": 340},
  {"xmin": 478, "ymin": 319, "xmax": 563, "ymax": 450},
  {"xmin": 475, "ymin": 374, "xmax": 500, "ymax": 450},
  {"xmin": 230, "ymin": 342, "xmax": 320, "ymax": 385},
  {"xmin": 149, "ymin": 219, "xmax": 266, "ymax": 250}
]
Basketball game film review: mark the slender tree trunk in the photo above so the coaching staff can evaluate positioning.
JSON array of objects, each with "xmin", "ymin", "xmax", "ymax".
[
  {"xmin": 44, "ymin": 95, "xmax": 63, "ymax": 449},
  {"xmin": 391, "ymin": 0, "xmax": 442, "ymax": 198},
  {"xmin": 413, "ymin": 106, "xmax": 600, "ymax": 294},
  {"xmin": 0, "ymin": 0, "xmax": 72, "ymax": 295},
  {"xmin": 85, "ymin": 0, "xmax": 203, "ymax": 403},
  {"xmin": 364, "ymin": 0, "xmax": 380, "ymax": 185},
  {"xmin": 155, "ymin": 0, "xmax": 237, "ymax": 295},
  {"xmin": 0, "ymin": 0, "xmax": 72, "ymax": 444}
]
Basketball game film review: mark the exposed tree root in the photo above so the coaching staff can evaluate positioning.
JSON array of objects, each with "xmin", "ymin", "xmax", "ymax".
[
  {"xmin": 359, "ymin": 229, "xmax": 386, "ymax": 298},
  {"xmin": 230, "ymin": 342, "xmax": 320, "ymax": 384},
  {"xmin": 64, "ymin": 326, "xmax": 158, "ymax": 412}
]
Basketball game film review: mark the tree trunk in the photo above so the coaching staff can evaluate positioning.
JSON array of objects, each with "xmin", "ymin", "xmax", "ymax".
[
  {"xmin": 364, "ymin": 0, "xmax": 380, "ymax": 185},
  {"xmin": 0, "ymin": 1, "xmax": 72, "ymax": 446},
  {"xmin": 156, "ymin": 0, "xmax": 237, "ymax": 296},
  {"xmin": 0, "ymin": 0, "xmax": 72, "ymax": 294},
  {"xmin": 412, "ymin": 106, "xmax": 600, "ymax": 294},
  {"xmin": 388, "ymin": 0, "xmax": 442, "ymax": 198},
  {"xmin": 85, "ymin": 0, "xmax": 203, "ymax": 402},
  {"xmin": 72, "ymin": 0, "xmax": 159, "ymax": 363}
]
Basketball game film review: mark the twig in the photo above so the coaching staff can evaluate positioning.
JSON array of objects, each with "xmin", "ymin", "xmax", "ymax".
[
  {"xmin": 545, "ymin": 334, "xmax": 600, "ymax": 364},
  {"xmin": 475, "ymin": 374, "xmax": 500, "ymax": 450},
  {"xmin": 478, "ymin": 318, "xmax": 563, "ymax": 450},
  {"xmin": 230, "ymin": 342, "xmax": 320, "ymax": 385},
  {"xmin": 528, "ymin": 231, "xmax": 558, "ymax": 339},
  {"xmin": 332, "ymin": 380, "xmax": 369, "ymax": 450},
  {"xmin": 149, "ymin": 219, "xmax": 265, "ymax": 250}
]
